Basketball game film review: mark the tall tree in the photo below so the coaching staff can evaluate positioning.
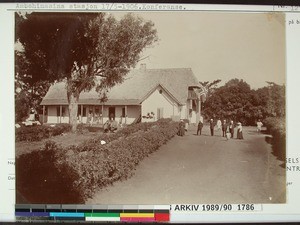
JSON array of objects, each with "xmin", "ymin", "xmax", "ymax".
[
  {"xmin": 203, "ymin": 79, "xmax": 253, "ymax": 124},
  {"xmin": 15, "ymin": 49, "xmax": 51, "ymax": 122},
  {"xmin": 203, "ymin": 79, "xmax": 285, "ymax": 125},
  {"xmin": 200, "ymin": 79, "xmax": 221, "ymax": 98},
  {"xmin": 255, "ymin": 82, "xmax": 285, "ymax": 118},
  {"xmin": 16, "ymin": 12, "xmax": 158, "ymax": 131}
]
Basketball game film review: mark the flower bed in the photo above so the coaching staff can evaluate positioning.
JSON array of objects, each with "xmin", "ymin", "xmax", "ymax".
[
  {"xmin": 16, "ymin": 124, "xmax": 71, "ymax": 142},
  {"xmin": 16, "ymin": 119, "xmax": 179, "ymax": 203}
]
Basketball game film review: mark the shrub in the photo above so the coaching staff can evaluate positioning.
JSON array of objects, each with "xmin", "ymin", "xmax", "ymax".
[
  {"xmin": 264, "ymin": 117, "xmax": 285, "ymax": 140},
  {"xmin": 16, "ymin": 141, "xmax": 84, "ymax": 203},
  {"xmin": 264, "ymin": 117, "xmax": 286, "ymax": 160},
  {"xmin": 15, "ymin": 124, "xmax": 71, "ymax": 142},
  {"xmin": 62, "ymin": 119, "xmax": 179, "ymax": 200}
]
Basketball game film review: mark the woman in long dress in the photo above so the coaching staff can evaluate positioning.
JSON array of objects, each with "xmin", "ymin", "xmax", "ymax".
[
  {"xmin": 237, "ymin": 122, "xmax": 243, "ymax": 139},
  {"xmin": 229, "ymin": 120, "xmax": 234, "ymax": 138},
  {"xmin": 178, "ymin": 120, "xmax": 185, "ymax": 136}
]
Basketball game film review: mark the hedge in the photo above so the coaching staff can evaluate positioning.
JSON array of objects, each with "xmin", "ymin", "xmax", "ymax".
[
  {"xmin": 61, "ymin": 118, "xmax": 179, "ymax": 199},
  {"xmin": 16, "ymin": 141, "xmax": 84, "ymax": 203},
  {"xmin": 264, "ymin": 117, "xmax": 286, "ymax": 160},
  {"xmin": 264, "ymin": 117, "xmax": 285, "ymax": 140},
  {"xmin": 15, "ymin": 124, "xmax": 71, "ymax": 142},
  {"xmin": 16, "ymin": 119, "xmax": 179, "ymax": 203},
  {"xmin": 81, "ymin": 119, "xmax": 168, "ymax": 146}
]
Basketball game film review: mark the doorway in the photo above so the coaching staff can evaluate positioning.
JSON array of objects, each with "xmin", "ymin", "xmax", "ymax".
[{"xmin": 109, "ymin": 107, "xmax": 115, "ymax": 120}]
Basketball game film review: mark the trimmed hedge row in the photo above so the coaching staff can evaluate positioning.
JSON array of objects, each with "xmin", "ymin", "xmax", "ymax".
[
  {"xmin": 16, "ymin": 141, "xmax": 84, "ymax": 203},
  {"xmin": 16, "ymin": 119, "xmax": 179, "ymax": 203},
  {"xmin": 264, "ymin": 117, "xmax": 285, "ymax": 141},
  {"xmin": 81, "ymin": 119, "xmax": 169, "ymax": 147},
  {"xmin": 16, "ymin": 124, "xmax": 71, "ymax": 142},
  {"xmin": 61, "ymin": 118, "xmax": 179, "ymax": 199},
  {"xmin": 264, "ymin": 117, "xmax": 286, "ymax": 160}
]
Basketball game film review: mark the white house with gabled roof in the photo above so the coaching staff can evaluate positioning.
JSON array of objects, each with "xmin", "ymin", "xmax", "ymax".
[{"xmin": 40, "ymin": 65, "xmax": 207, "ymax": 125}]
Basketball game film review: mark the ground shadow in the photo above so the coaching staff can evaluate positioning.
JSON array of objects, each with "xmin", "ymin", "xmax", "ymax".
[
  {"xmin": 192, "ymin": 134, "xmax": 212, "ymax": 137},
  {"xmin": 247, "ymin": 130, "xmax": 259, "ymax": 135},
  {"xmin": 16, "ymin": 148, "xmax": 84, "ymax": 204},
  {"xmin": 247, "ymin": 130, "xmax": 269, "ymax": 136},
  {"xmin": 265, "ymin": 136, "xmax": 286, "ymax": 168}
]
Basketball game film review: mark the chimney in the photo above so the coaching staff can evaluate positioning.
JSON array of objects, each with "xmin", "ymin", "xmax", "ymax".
[{"xmin": 140, "ymin": 63, "xmax": 146, "ymax": 71}]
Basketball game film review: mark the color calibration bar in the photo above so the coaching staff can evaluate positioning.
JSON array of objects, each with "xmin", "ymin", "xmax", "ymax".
[{"xmin": 15, "ymin": 204, "xmax": 170, "ymax": 222}]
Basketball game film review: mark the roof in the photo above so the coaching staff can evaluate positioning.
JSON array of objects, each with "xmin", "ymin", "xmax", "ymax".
[{"xmin": 40, "ymin": 68, "xmax": 204, "ymax": 106}]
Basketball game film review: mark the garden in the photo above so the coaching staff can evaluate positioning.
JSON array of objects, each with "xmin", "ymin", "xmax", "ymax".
[{"xmin": 16, "ymin": 119, "xmax": 179, "ymax": 204}]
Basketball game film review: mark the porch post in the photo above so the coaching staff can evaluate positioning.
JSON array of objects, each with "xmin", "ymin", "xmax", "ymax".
[
  {"xmin": 42, "ymin": 105, "xmax": 45, "ymax": 124},
  {"xmin": 101, "ymin": 104, "xmax": 104, "ymax": 124},
  {"xmin": 173, "ymin": 103, "xmax": 174, "ymax": 116},
  {"xmin": 93, "ymin": 105, "xmax": 95, "ymax": 124},
  {"xmin": 125, "ymin": 105, "xmax": 128, "ymax": 124},
  {"xmin": 189, "ymin": 99, "xmax": 192, "ymax": 120},
  {"xmin": 196, "ymin": 99, "xmax": 201, "ymax": 124},
  {"xmin": 59, "ymin": 105, "xmax": 62, "ymax": 123},
  {"xmin": 198, "ymin": 99, "xmax": 201, "ymax": 115},
  {"xmin": 80, "ymin": 105, "xmax": 83, "ymax": 122}
]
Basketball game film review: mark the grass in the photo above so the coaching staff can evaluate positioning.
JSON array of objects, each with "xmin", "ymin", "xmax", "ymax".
[{"xmin": 15, "ymin": 131, "xmax": 98, "ymax": 157}]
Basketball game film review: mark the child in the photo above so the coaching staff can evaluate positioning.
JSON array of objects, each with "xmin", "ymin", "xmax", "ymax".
[
  {"xmin": 226, "ymin": 131, "xmax": 231, "ymax": 140},
  {"xmin": 257, "ymin": 119, "xmax": 263, "ymax": 133}
]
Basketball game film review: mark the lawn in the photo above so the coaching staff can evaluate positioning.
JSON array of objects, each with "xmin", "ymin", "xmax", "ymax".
[{"xmin": 15, "ymin": 130, "xmax": 98, "ymax": 157}]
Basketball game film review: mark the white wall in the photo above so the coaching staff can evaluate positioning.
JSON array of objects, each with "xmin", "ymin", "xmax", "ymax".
[
  {"xmin": 61, "ymin": 106, "xmax": 69, "ymax": 123},
  {"xmin": 180, "ymin": 105, "xmax": 187, "ymax": 120},
  {"xmin": 47, "ymin": 106, "xmax": 57, "ymax": 123},
  {"xmin": 141, "ymin": 87, "xmax": 180, "ymax": 122},
  {"xmin": 127, "ymin": 105, "xmax": 141, "ymax": 124}
]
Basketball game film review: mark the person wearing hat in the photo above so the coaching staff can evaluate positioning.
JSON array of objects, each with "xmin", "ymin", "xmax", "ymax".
[
  {"xmin": 237, "ymin": 122, "xmax": 243, "ymax": 139},
  {"xmin": 197, "ymin": 119, "xmax": 203, "ymax": 135},
  {"xmin": 209, "ymin": 118, "xmax": 215, "ymax": 136},
  {"xmin": 222, "ymin": 119, "xmax": 228, "ymax": 137}
]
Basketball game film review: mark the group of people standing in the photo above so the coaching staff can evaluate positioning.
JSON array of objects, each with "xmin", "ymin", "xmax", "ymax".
[{"xmin": 197, "ymin": 118, "xmax": 243, "ymax": 140}]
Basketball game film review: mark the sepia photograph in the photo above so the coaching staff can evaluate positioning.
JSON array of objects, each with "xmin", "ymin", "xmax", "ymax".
[{"xmin": 15, "ymin": 11, "xmax": 286, "ymax": 205}]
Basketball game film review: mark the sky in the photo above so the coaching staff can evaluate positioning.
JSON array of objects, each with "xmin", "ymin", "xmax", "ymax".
[
  {"xmin": 15, "ymin": 11, "xmax": 286, "ymax": 90},
  {"xmin": 116, "ymin": 12, "xmax": 286, "ymax": 89}
]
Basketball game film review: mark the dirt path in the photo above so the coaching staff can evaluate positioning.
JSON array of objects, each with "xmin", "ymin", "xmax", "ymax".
[{"xmin": 87, "ymin": 125, "xmax": 286, "ymax": 204}]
